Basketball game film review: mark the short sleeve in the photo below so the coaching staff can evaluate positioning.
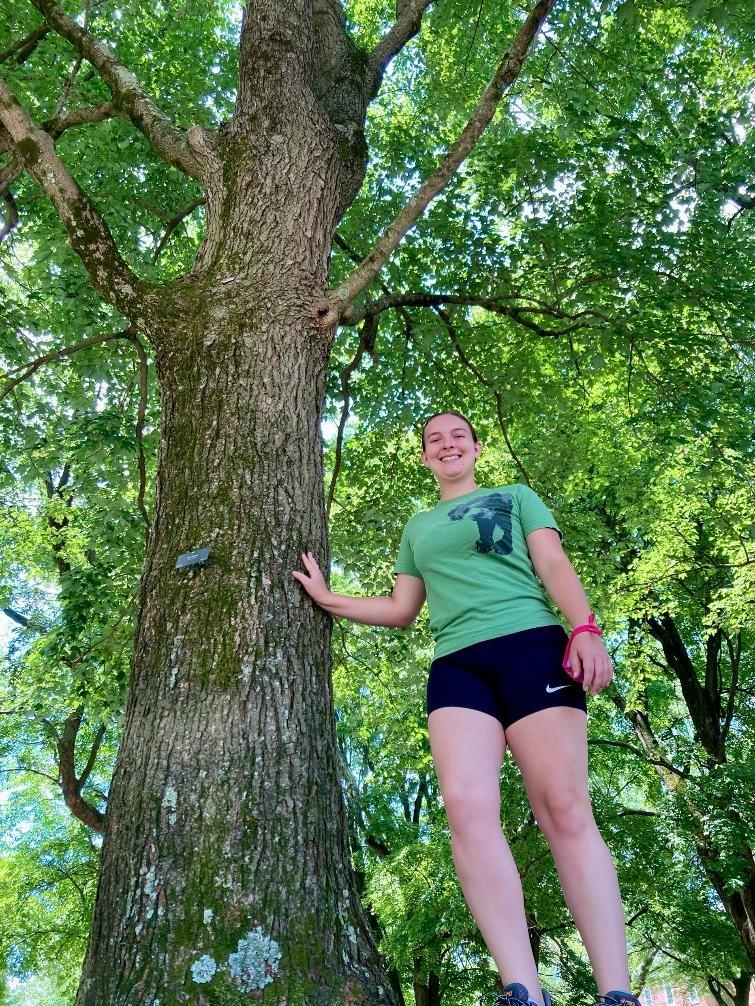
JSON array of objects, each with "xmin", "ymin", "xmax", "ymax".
[
  {"xmin": 393, "ymin": 521, "xmax": 423, "ymax": 578},
  {"xmin": 517, "ymin": 484, "xmax": 563, "ymax": 542}
]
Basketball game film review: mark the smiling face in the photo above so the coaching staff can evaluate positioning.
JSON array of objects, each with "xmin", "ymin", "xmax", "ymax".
[{"xmin": 421, "ymin": 413, "xmax": 482, "ymax": 490}]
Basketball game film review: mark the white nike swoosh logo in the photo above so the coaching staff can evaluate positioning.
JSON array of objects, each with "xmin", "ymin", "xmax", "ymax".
[{"xmin": 545, "ymin": 683, "xmax": 571, "ymax": 693}]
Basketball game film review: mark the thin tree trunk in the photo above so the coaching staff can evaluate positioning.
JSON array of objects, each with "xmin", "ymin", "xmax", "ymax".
[{"xmin": 413, "ymin": 961, "xmax": 442, "ymax": 1006}]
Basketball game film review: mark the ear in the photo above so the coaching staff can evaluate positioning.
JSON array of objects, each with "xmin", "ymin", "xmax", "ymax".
[
  {"xmin": 474, "ymin": 441, "xmax": 483, "ymax": 458},
  {"xmin": 420, "ymin": 450, "xmax": 429, "ymax": 467}
]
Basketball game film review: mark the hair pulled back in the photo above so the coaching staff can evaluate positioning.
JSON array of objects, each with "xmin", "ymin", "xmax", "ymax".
[{"xmin": 419, "ymin": 411, "xmax": 479, "ymax": 450}]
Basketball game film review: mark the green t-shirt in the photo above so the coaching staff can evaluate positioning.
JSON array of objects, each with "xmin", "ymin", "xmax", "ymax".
[{"xmin": 394, "ymin": 484, "xmax": 563, "ymax": 659}]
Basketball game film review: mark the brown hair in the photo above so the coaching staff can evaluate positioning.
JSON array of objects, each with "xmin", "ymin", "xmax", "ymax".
[{"xmin": 420, "ymin": 411, "xmax": 479, "ymax": 450}]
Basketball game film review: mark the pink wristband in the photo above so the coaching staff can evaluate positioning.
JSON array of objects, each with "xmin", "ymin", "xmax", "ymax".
[{"xmin": 562, "ymin": 613, "xmax": 603, "ymax": 671}]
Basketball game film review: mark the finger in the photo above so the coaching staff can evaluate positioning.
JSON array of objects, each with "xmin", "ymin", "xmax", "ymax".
[
  {"xmin": 601, "ymin": 661, "xmax": 614, "ymax": 692},
  {"xmin": 581, "ymin": 658, "xmax": 595, "ymax": 693},
  {"xmin": 594, "ymin": 661, "xmax": 612, "ymax": 694},
  {"xmin": 569, "ymin": 651, "xmax": 583, "ymax": 683}
]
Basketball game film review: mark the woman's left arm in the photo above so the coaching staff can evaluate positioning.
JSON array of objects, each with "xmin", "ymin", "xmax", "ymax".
[{"xmin": 525, "ymin": 527, "xmax": 613, "ymax": 695}]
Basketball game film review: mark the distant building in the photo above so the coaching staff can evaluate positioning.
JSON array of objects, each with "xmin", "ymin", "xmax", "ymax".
[{"xmin": 641, "ymin": 985, "xmax": 755, "ymax": 1006}]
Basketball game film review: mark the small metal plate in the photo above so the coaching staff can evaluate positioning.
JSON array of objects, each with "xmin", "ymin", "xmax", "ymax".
[{"xmin": 175, "ymin": 547, "xmax": 210, "ymax": 569}]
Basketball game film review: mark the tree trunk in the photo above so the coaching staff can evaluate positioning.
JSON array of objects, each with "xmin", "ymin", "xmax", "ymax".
[
  {"xmin": 76, "ymin": 104, "xmax": 394, "ymax": 1003},
  {"xmin": 707, "ymin": 973, "xmax": 753, "ymax": 1006},
  {"xmin": 413, "ymin": 961, "xmax": 442, "ymax": 1006}
]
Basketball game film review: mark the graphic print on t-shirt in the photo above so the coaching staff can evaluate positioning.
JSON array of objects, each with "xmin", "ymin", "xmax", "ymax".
[{"xmin": 447, "ymin": 491, "xmax": 514, "ymax": 556}]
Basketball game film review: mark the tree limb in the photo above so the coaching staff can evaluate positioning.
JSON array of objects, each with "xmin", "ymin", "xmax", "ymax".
[
  {"xmin": 646, "ymin": 613, "xmax": 724, "ymax": 762},
  {"xmin": 0, "ymin": 327, "xmax": 137, "ymax": 401},
  {"xmin": 434, "ymin": 306, "xmax": 532, "ymax": 484},
  {"xmin": 326, "ymin": 314, "xmax": 379, "ymax": 517},
  {"xmin": 2, "ymin": 606, "xmax": 29, "ymax": 627},
  {"xmin": 45, "ymin": 100, "xmax": 119, "ymax": 135},
  {"xmin": 319, "ymin": 0, "xmax": 556, "ymax": 324},
  {"xmin": 342, "ymin": 290, "xmax": 595, "ymax": 337},
  {"xmin": 0, "ymin": 80, "xmax": 141, "ymax": 310},
  {"xmin": 366, "ymin": 0, "xmax": 435, "ymax": 98},
  {"xmin": 608, "ymin": 693, "xmax": 690, "ymax": 789},
  {"xmin": 29, "ymin": 0, "xmax": 208, "ymax": 179},
  {"xmin": 152, "ymin": 196, "xmax": 205, "ymax": 263},
  {"xmin": 0, "ymin": 188, "xmax": 18, "ymax": 241},
  {"xmin": 1, "ymin": 100, "xmax": 119, "ymax": 197},
  {"xmin": 57, "ymin": 710, "xmax": 106, "ymax": 832},
  {"xmin": 125, "ymin": 333, "xmax": 151, "ymax": 529},
  {"xmin": 0, "ymin": 24, "xmax": 49, "ymax": 65},
  {"xmin": 77, "ymin": 722, "xmax": 106, "ymax": 790}
]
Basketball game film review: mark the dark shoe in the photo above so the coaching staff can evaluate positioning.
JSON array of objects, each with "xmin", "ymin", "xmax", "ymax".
[
  {"xmin": 483, "ymin": 982, "xmax": 553, "ymax": 1006},
  {"xmin": 596, "ymin": 992, "xmax": 641, "ymax": 1006}
]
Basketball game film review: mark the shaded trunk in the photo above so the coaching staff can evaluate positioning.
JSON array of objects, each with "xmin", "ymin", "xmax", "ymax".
[
  {"xmin": 707, "ymin": 973, "xmax": 753, "ymax": 1006},
  {"xmin": 694, "ymin": 834, "xmax": 755, "ymax": 972},
  {"xmin": 76, "ymin": 96, "xmax": 395, "ymax": 1004},
  {"xmin": 413, "ymin": 961, "xmax": 441, "ymax": 1006}
]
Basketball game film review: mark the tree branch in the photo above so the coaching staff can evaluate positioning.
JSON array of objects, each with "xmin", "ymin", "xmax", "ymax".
[
  {"xmin": 1, "ymin": 100, "xmax": 119, "ymax": 197},
  {"xmin": 366, "ymin": 0, "xmax": 435, "ymax": 98},
  {"xmin": 342, "ymin": 291, "xmax": 594, "ymax": 337},
  {"xmin": 0, "ymin": 24, "xmax": 49, "ymax": 65},
  {"xmin": 2, "ymin": 606, "xmax": 29, "ymax": 627},
  {"xmin": 0, "ymin": 188, "xmax": 18, "ymax": 241},
  {"xmin": 0, "ymin": 80, "xmax": 141, "ymax": 310},
  {"xmin": 326, "ymin": 314, "xmax": 379, "ymax": 517},
  {"xmin": 608, "ymin": 693, "xmax": 690, "ymax": 789},
  {"xmin": 434, "ymin": 306, "xmax": 532, "ymax": 483},
  {"xmin": 152, "ymin": 196, "xmax": 205, "ymax": 263},
  {"xmin": 123, "ymin": 333, "xmax": 150, "ymax": 529},
  {"xmin": 319, "ymin": 0, "xmax": 555, "ymax": 324},
  {"xmin": 77, "ymin": 722, "xmax": 106, "ymax": 790},
  {"xmin": 29, "ymin": 0, "xmax": 208, "ymax": 179},
  {"xmin": 646, "ymin": 613, "xmax": 724, "ymax": 762},
  {"xmin": 45, "ymin": 100, "xmax": 119, "ymax": 135},
  {"xmin": 0, "ymin": 327, "xmax": 136, "ymax": 401},
  {"xmin": 57, "ymin": 710, "xmax": 106, "ymax": 832}
]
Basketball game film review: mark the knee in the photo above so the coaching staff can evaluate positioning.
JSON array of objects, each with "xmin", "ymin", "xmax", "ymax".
[
  {"xmin": 534, "ymin": 786, "xmax": 594, "ymax": 840},
  {"xmin": 442, "ymin": 786, "xmax": 499, "ymax": 839}
]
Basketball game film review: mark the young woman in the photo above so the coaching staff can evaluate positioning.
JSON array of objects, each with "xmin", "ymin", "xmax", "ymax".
[{"xmin": 293, "ymin": 411, "xmax": 641, "ymax": 1006}]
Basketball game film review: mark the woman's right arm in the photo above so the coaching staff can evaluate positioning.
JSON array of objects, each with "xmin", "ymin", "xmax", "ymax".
[{"xmin": 292, "ymin": 552, "xmax": 426, "ymax": 628}]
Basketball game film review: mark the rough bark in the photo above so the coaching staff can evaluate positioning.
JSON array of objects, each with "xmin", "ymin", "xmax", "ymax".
[
  {"xmin": 73, "ymin": 39, "xmax": 393, "ymax": 1004},
  {"xmin": 76, "ymin": 296, "xmax": 394, "ymax": 1003}
]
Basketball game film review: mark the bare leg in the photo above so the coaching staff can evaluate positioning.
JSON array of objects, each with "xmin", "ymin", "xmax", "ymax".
[
  {"xmin": 428, "ymin": 707, "xmax": 544, "ymax": 1005},
  {"xmin": 506, "ymin": 707, "xmax": 631, "ymax": 994}
]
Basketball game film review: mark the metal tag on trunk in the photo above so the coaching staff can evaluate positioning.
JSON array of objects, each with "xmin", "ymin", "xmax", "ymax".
[{"xmin": 175, "ymin": 547, "xmax": 210, "ymax": 569}]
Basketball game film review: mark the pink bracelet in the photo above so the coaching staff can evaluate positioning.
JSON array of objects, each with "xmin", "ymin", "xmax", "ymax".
[{"xmin": 562, "ymin": 613, "xmax": 603, "ymax": 671}]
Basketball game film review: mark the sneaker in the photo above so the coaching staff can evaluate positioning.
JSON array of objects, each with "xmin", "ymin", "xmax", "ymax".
[
  {"xmin": 483, "ymin": 981, "xmax": 554, "ymax": 1006},
  {"xmin": 596, "ymin": 992, "xmax": 641, "ymax": 1006}
]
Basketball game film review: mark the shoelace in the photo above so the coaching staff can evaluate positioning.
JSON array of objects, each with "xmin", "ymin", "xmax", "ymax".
[{"xmin": 485, "ymin": 995, "xmax": 532, "ymax": 1006}]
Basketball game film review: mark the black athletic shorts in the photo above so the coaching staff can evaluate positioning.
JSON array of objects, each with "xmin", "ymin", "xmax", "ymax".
[{"xmin": 426, "ymin": 624, "xmax": 587, "ymax": 730}]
